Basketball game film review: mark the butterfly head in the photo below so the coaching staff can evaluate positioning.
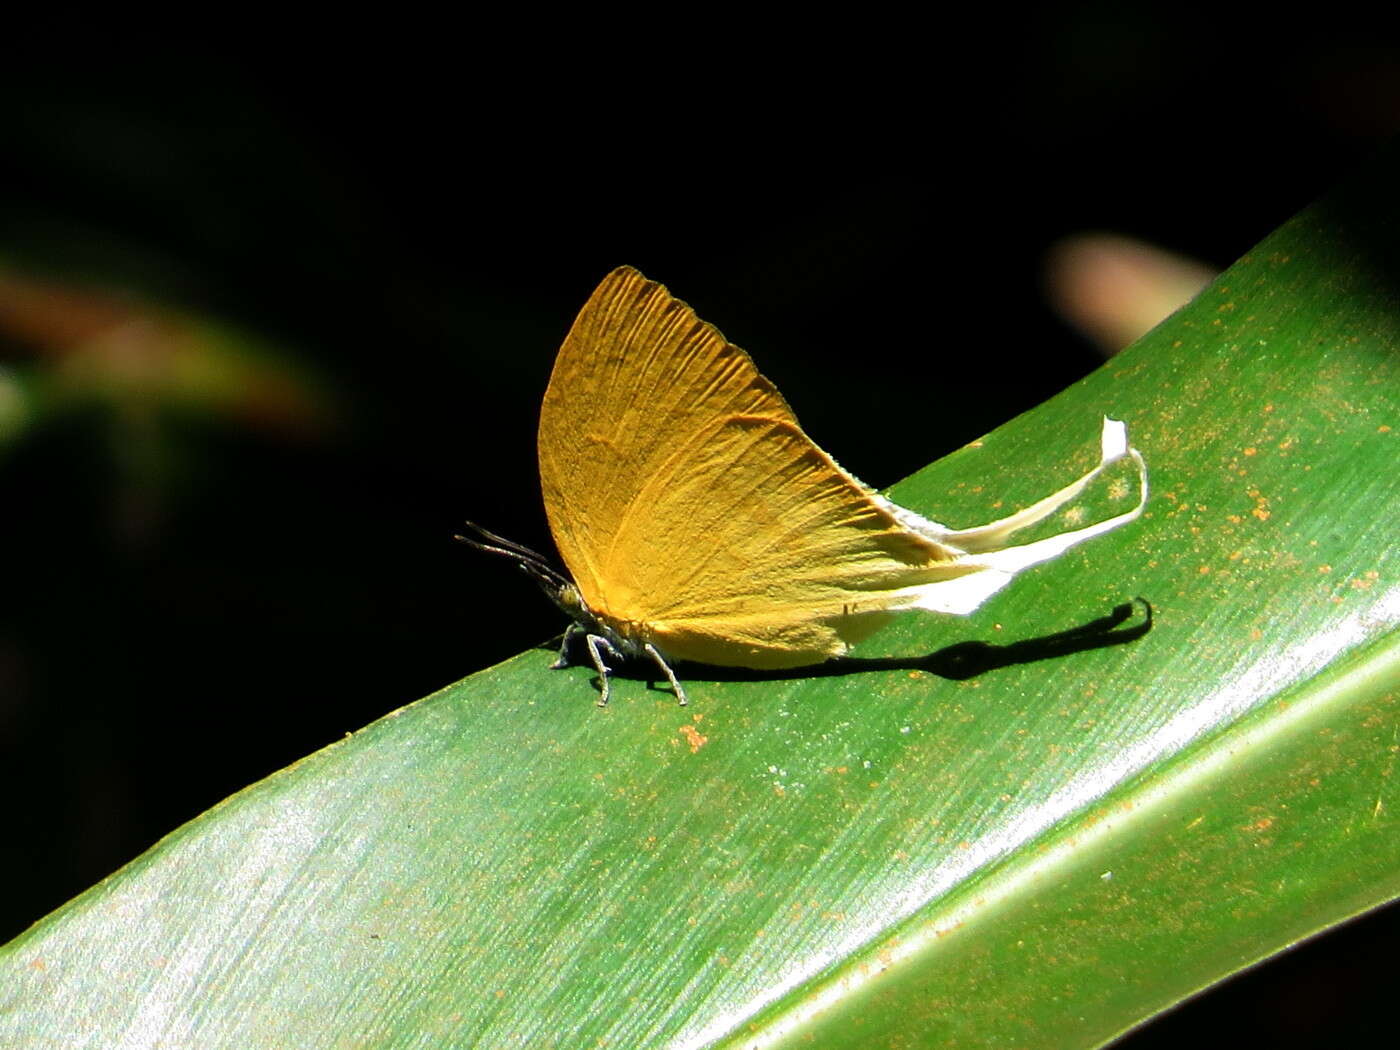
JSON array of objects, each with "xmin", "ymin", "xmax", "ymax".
[{"xmin": 455, "ymin": 520, "xmax": 617, "ymax": 641}]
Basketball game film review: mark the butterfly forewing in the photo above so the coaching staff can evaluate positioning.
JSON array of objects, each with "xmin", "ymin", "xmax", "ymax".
[
  {"xmin": 537, "ymin": 267, "xmax": 962, "ymax": 668},
  {"xmin": 539, "ymin": 268, "xmax": 792, "ymax": 599}
]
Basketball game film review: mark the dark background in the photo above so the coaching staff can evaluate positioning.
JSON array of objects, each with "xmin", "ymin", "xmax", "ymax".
[{"xmin": 1, "ymin": 26, "xmax": 1396, "ymax": 1046}]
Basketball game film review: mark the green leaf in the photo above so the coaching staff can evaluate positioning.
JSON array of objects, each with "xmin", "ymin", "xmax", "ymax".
[{"xmin": 3, "ymin": 148, "xmax": 1397, "ymax": 1049}]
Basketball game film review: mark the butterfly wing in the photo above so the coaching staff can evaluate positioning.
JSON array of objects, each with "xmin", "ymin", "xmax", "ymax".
[{"xmin": 538, "ymin": 266, "xmax": 969, "ymax": 668}]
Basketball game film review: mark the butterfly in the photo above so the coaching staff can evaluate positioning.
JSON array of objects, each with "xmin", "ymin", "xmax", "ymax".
[{"xmin": 461, "ymin": 267, "xmax": 1147, "ymax": 705}]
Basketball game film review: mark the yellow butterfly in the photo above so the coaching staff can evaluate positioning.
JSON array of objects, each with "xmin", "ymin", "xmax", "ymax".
[{"xmin": 462, "ymin": 267, "xmax": 1147, "ymax": 705}]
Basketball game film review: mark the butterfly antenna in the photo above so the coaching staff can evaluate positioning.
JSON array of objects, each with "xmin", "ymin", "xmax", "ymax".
[
  {"xmin": 455, "ymin": 521, "xmax": 574, "ymax": 593},
  {"xmin": 458, "ymin": 521, "xmax": 548, "ymax": 561}
]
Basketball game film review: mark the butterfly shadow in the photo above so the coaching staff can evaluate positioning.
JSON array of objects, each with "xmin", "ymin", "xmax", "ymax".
[{"xmin": 549, "ymin": 597, "xmax": 1154, "ymax": 699}]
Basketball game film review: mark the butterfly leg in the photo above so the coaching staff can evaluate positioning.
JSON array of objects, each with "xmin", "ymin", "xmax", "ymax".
[
  {"xmin": 551, "ymin": 622, "xmax": 582, "ymax": 669},
  {"xmin": 585, "ymin": 633, "xmax": 622, "ymax": 706},
  {"xmin": 643, "ymin": 643, "xmax": 688, "ymax": 707}
]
